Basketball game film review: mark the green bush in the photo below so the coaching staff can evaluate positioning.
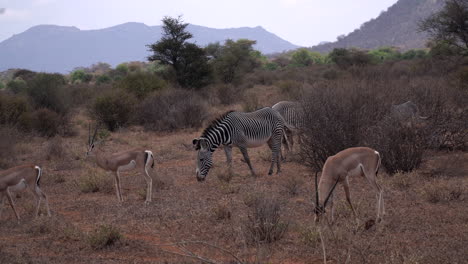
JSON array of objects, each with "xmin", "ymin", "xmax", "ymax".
[
  {"xmin": 117, "ymin": 71, "xmax": 166, "ymax": 98},
  {"xmin": 27, "ymin": 73, "xmax": 69, "ymax": 115},
  {"xmin": 6, "ymin": 78, "xmax": 28, "ymax": 94},
  {"xmin": 70, "ymin": 69, "xmax": 93, "ymax": 83},
  {"xmin": 328, "ymin": 48, "xmax": 372, "ymax": 69},
  {"xmin": 91, "ymin": 90, "xmax": 136, "ymax": 131},
  {"xmin": 95, "ymin": 74, "xmax": 111, "ymax": 85}
]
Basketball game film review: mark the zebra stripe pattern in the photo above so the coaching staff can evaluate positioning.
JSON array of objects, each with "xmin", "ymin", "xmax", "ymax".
[
  {"xmin": 272, "ymin": 101, "xmax": 305, "ymax": 156},
  {"xmin": 193, "ymin": 107, "xmax": 287, "ymax": 181}
]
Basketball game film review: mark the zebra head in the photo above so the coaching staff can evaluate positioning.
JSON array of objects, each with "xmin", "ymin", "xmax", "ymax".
[{"xmin": 193, "ymin": 138, "xmax": 213, "ymax": 182}]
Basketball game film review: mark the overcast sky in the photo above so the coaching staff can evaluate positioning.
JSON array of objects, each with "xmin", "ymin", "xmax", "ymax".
[{"xmin": 0, "ymin": 0, "xmax": 398, "ymax": 46}]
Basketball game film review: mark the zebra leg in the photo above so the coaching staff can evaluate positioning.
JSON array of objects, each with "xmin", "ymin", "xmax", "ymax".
[
  {"xmin": 224, "ymin": 145, "xmax": 233, "ymax": 168},
  {"xmin": 267, "ymin": 139, "xmax": 281, "ymax": 175},
  {"xmin": 239, "ymin": 147, "xmax": 256, "ymax": 176}
]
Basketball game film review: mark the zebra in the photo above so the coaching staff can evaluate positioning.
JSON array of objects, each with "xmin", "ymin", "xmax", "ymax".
[
  {"xmin": 192, "ymin": 107, "xmax": 289, "ymax": 182},
  {"xmin": 272, "ymin": 101, "xmax": 305, "ymax": 157}
]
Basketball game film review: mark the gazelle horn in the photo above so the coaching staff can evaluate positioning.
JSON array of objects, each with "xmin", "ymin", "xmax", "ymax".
[
  {"xmin": 315, "ymin": 171, "xmax": 319, "ymax": 207},
  {"xmin": 323, "ymin": 177, "xmax": 340, "ymax": 208}
]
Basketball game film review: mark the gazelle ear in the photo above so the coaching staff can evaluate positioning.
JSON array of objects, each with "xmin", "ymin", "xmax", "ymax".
[{"xmin": 192, "ymin": 139, "xmax": 200, "ymax": 150}]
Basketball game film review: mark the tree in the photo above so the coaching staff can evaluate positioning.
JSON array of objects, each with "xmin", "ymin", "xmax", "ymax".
[
  {"xmin": 419, "ymin": 0, "xmax": 468, "ymax": 53},
  {"xmin": 71, "ymin": 69, "xmax": 92, "ymax": 83},
  {"xmin": 209, "ymin": 39, "xmax": 259, "ymax": 84},
  {"xmin": 147, "ymin": 16, "xmax": 211, "ymax": 89}
]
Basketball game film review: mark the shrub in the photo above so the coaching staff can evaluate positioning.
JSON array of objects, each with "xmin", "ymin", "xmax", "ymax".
[
  {"xmin": 44, "ymin": 136, "xmax": 65, "ymax": 161},
  {"xmin": 0, "ymin": 126, "xmax": 19, "ymax": 168},
  {"xmin": 70, "ymin": 69, "xmax": 92, "ymax": 83},
  {"xmin": 88, "ymin": 225, "xmax": 122, "ymax": 250},
  {"xmin": 0, "ymin": 93, "xmax": 29, "ymax": 125},
  {"xmin": 78, "ymin": 166, "xmax": 113, "ymax": 194},
  {"xmin": 276, "ymin": 80, "xmax": 303, "ymax": 100},
  {"xmin": 91, "ymin": 90, "xmax": 136, "ymax": 131},
  {"xmin": 215, "ymin": 83, "xmax": 239, "ymax": 105},
  {"xmin": 6, "ymin": 78, "xmax": 28, "ymax": 94},
  {"xmin": 283, "ymin": 176, "xmax": 304, "ymax": 196},
  {"xmin": 136, "ymin": 89, "xmax": 208, "ymax": 131},
  {"xmin": 421, "ymin": 181, "xmax": 464, "ymax": 203},
  {"xmin": 372, "ymin": 119, "xmax": 427, "ymax": 174},
  {"xmin": 96, "ymin": 74, "xmax": 111, "ymax": 85},
  {"xmin": 328, "ymin": 48, "xmax": 372, "ymax": 69},
  {"xmin": 27, "ymin": 73, "xmax": 69, "ymax": 115},
  {"xmin": 31, "ymin": 108, "xmax": 64, "ymax": 137},
  {"xmin": 117, "ymin": 71, "xmax": 167, "ymax": 99},
  {"xmin": 244, "ymin": 195, "xmax": 288, "ymax": 244},
  {"xmin": 213, "ymin": 204, "xmax": 232, "ymax": 220}
]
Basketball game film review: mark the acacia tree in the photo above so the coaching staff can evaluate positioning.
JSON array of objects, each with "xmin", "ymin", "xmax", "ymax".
[
  {"xmin": 419, "ymin": 0, "xmax": 468, "ymax": 52},
  {"xmin": 147, "ymin": 16, "xmax": 211, "ymax": 89},
  {"xmin": 207, "ymin": 39, "xmax": 259, "ymax": 84}
]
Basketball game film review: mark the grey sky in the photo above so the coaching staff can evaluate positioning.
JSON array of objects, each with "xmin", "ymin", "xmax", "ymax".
[{"xmin": 0, "ymin": 0, "xmax": 398, "ymax": 46}]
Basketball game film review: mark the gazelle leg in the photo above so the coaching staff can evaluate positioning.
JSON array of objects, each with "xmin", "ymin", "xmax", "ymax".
[
  {"xmin": 0, "ymin": 194, "xmax": 5, "ymax": 219},
  {"xmin": 143, "ymin": 166, "xmax": 152, "ymax": 205},
  {"xmin": 328, "ymin": 192, "xmax": 335, "ymax": 224},
  {"xmin": 114, "ymin": 171, "xmax": 124, "ymax": 202},
  {"xmin": 5, "ymin": 189, "xmax": 20, "ymax": 221},
  {"xmin": 239, "ymin": 147, "xmax": 256, "ymax": 176},
  {"xmin": 35, "ymin": 186, "xmax": 51, "ymax": 217},
  {"xmin": 343, "ymin": 179, "xmax": 358, "ymax": 220},
  {"xmin": 362, "ymin": 169, "xmax": 384, "ymax": 221}
]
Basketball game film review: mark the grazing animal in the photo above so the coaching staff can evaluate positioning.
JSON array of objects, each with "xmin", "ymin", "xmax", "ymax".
[
  {"xmin": 86, "ymin": 125, "xmax": 155, "ymax": 205},
  {"xmin": 391, "ymin": 101, "xmax": 429, "ymax": 121},
  {"xmin": 0, "ymin": 164, "xmax": 51, "ymax": 221},
  {"xmin": 272, "ymin": 101, "xmax": 305, "ymax": 158},
  {"xmin": 193, "ymin": 107, "xmax": 289, "ymax": 181},
  {"xmin": 313, "ymin": 147, "xmax": 383, "ymax": 223}
]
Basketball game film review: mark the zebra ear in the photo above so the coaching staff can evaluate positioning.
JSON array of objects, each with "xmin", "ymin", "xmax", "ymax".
[
  {"xmin": 200, "ymin": 139, "xmax": 209, "ymax": 150},
  {"xmin": 192, "ymin": 139, "xmax": 200, "ymax": 150}
]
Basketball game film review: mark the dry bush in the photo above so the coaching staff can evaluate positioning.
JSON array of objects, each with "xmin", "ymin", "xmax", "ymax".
[
  {"xmin": 421, "ymin": 180, "xmax": 464, "ymax": 203},
  {"xmin": 88, "ymin": 224, "xmax": 123, "ymax": 250},
  {"xmin": 78, "ymin": 166, "xmax": 114, "ymax": 194},
  {"xmin": 300, "ymin": 79, "xmax": 384, "ymax": 170},
  {"xmin": 389, "ymin": 171, "xmax": 417, "ymax": 190},
  {"xmin": 282, "ymin": 176, "xmax": 304, "ymax": 196},
  {"xmin": 243, "ymin": 195, "xmax": 288, "ymax": 244},
  {"xmin": 137, "ymin": 89, "xmax": 208, "ymax": 131},
  {"xmin": 275, "ymin": 80, "xmax": 303, "ymax": 100},
  {"xmin": 213, "ymin": 203, "xmax": 232, "ymax": 221},
  {"xmin": 215, "ymin": 83, "xmax": 241, "ymax": 105},
  {"xmin": 299, "ymin": 225, "xmax": 320, "ymax": 247},
  {"xmin": 44, "ymin": 136, "xmax": 66, "ymax": 161},
  {"xmin": 0, "ymin": 126, "xmax": 19, "ymax": 168},
  {"xmin": 371, "ymin": 119, "xmax": 428, "ymax": 174},
  {"xmin": 242, "ymin": 90, "xmax": 260, "ymax": 112},
  {"xmin": 31, "ymin": 108, "xmax": 71, "ymax": 137}
]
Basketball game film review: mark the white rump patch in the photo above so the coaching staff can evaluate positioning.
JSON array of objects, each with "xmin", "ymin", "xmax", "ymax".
[
  {"xmin": 374, "ymin": 151, "xmax": 379, "ymax": 155},
  {"xmin": 118, "ymin": 160, "xmax": 136, "ymax": 172},
  {"xmin": 9, "ymin": 179, "xmax": 27, "ymax": 192}
]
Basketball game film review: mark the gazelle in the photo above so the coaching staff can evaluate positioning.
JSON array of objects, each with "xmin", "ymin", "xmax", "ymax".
[
  {"xmin": 313, "ymin": 147, "xmax": 384, "ymax": 223},
  {"xmin": 0, "ymin": 164, "xmax": 51, "ymax": 221},
  {"xmin": 86, "ymin": 125, "xmax": 155, "ymax": 205}
]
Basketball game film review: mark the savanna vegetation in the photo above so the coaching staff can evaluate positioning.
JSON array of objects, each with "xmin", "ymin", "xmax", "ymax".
[{"xmin": 0, "ymin": 4, "xmax": 467, "ymax": 263}]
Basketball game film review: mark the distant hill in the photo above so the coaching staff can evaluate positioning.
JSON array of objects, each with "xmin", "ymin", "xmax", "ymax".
[
  {"xmin": 312, "ymin": 0, "xmax": 446, "ymax": 53},
  {"xmin": 0, "ymin": 23, "xmax": 300, "ymax": 73}
]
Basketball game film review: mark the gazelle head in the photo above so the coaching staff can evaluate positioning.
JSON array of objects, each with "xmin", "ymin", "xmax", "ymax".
[
  {"xmin": 192, "ymin": 138, "xmax": 213, "ymax": 182},
  {"xmin": 86, "ymin": 124, "xmax": 99, "ymax": 157},
  {"xmin": 313, "ymin": 171, "xmax": 340, "ymax": 223}
]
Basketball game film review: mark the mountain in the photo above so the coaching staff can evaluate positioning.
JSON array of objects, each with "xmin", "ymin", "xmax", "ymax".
[
  {"xmin": 312, "ymin": 0, "xmax": 446, "ymax": 53},
  {"xmin": 0, "ymin": 22, "xmax": 300, "ymax": 73}
]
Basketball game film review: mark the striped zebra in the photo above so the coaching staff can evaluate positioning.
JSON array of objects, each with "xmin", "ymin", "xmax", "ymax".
[
  {"xmin": 192, "ymin": 107, "xmax": 289, "ymax": 181},
  {"xmin": 272, "ymin": 101, "xmax": 305, "ymax": 157}
]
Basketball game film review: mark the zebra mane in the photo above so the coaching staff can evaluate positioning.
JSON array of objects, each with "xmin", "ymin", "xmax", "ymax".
[{"xmin": 201, "ymin": 110, "xmax": 235, "ymax": 138}]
